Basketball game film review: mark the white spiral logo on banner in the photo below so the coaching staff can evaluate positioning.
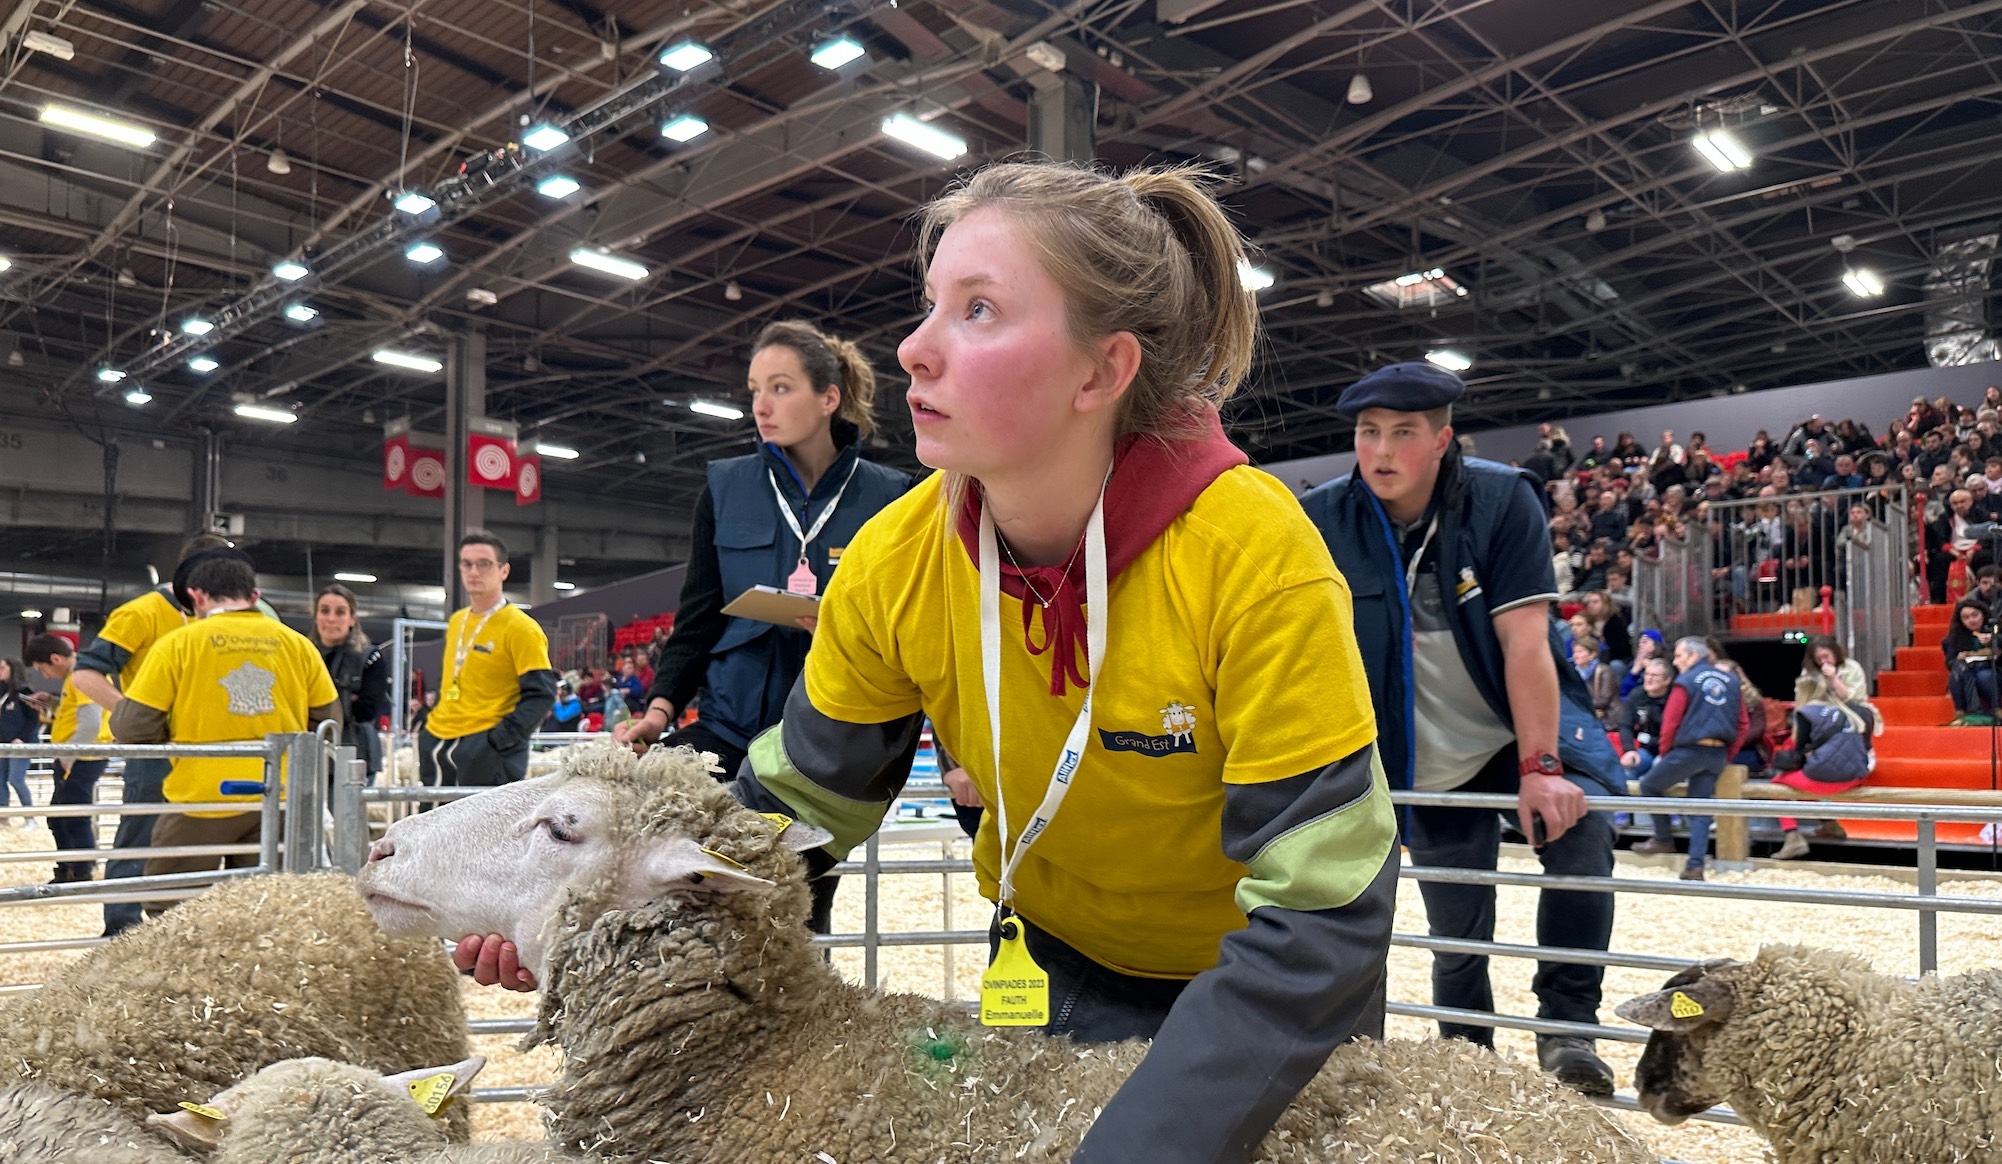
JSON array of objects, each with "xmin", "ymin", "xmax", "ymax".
[
  {"xmin": 473, "ymin": 443, "xmax": 512, "ymax": 483},
  {"xmin": 411, "ymin": 456, "xmax": 445, "ymax": 492},
  {"xmin": 516, "ymin": 461, "xmax": 539, "ymax": 501},
  {"xmin": 385, "ymin": 445, "xmax": 407, "ymax": 481}
]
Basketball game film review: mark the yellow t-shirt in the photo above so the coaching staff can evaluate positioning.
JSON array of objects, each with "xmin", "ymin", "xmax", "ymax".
[
  {"xmin": 804, "ymin": 467, "xmax": 1378, "ymax": 977},
  {"xmin": 50, "ymin": 674, "xmax": 111, "ymax": 748},
  {"xmin": 121, "ymin": 610, "xmax": 338, "ymax": 816},
  {"xmin": 423, "ymin": 604, "xmax": 552, "ymax": 740},
  {"xmin": 95, "ymin": 589, "xmax": 189, "ymax": 688}
]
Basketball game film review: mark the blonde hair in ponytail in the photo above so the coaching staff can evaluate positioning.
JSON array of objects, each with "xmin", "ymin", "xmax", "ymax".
[
  {"xmin": 750, "ymin": 320, "xmax": 880, "ymax": 438},
  {"xmin": 918, "ymin": 161, "xmax": 1258, "ymax": 438}
]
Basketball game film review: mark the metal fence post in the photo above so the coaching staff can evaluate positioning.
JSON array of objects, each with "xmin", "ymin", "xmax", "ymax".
[
  {"xmin": 1917, "ymin": 817, "xmax": 1938, "ymax": 976},
  {"xmin": 259, "ymin": 735, "xmax": 287, "ymax": 871},
  {"xmin": 863, "ymin": 831, "xmax": 881, "ymax": 990},
  {"xmin": 328, "ymin": 746, "xmax": 364, "ymax": 874},
  {"xmin": 282, "ymin": 733, "xmax": 323, "ymax": 872}
]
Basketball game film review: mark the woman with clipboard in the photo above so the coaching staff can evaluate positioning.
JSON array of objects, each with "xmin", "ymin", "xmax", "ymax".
[{"xmin": 613, "ymin": 321, "xmax": 910, "ymax": 778}]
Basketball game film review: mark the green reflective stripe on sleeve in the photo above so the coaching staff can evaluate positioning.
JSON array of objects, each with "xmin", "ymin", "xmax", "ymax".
[
  {"xmin": 747, "ymin": 727, "xmax": 889, "ymax": 862},
  {"xmin": 1235, "ymin": 750, "xmax": 1397, "ymax": 916}
]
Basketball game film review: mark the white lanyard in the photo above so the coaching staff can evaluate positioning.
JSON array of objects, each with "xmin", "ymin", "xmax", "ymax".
[
  {"xmin": 451, "ymin": 602, "xmax": 504, "ymax": 684},
  {"xmin": 979, "ymin": 486, "xmax": 1109, "ymax": 908},
  {"xmin": 1403, "ymin": 513, "xmax": 1440, "ymax": 597},
  {"xmin": 768, "ymin": 460, "xmax": 861, "ymax": 567}
]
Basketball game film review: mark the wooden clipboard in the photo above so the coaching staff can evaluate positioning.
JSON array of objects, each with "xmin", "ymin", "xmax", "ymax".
[{"xmin": 720, "ymin": 585, "xmax": 821, "ymax": 627}]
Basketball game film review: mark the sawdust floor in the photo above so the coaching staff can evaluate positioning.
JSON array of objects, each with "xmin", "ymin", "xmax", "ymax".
[{"xmin": 0, "ymin": 804, "xmax": 1995, "ymax": 1163}]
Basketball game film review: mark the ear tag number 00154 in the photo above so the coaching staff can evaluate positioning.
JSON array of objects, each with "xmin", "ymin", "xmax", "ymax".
[{"xmin": 980, "ymin": 915, "xmax": 1050, "ymax": 1027}]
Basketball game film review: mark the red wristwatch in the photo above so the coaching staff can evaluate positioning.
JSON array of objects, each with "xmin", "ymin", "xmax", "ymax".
[{"xmin": 1518, "ymin": 752, "xmax": 1563, "ymax": 777}]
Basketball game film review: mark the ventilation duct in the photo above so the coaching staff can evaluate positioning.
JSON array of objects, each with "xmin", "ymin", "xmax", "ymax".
[{"xmin": 1924, "ymin": 233, "xmax": 2000, "ymax": 367}]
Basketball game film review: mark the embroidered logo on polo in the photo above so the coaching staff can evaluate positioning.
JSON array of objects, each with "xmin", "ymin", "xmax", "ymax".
[{"xmin": 1097, "ymin": 701, "xmax": 1199, "ymax": 757}]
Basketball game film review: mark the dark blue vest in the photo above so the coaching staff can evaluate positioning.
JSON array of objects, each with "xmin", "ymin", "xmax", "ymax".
[
  {"xmin": 1794, "ymin": 702, "xmax": 1873, "ymax": 784},
  {"xmin": 701, "ymin": 445, "xmax": 910, "ymax": 748},
  {"xmin": 1671, "ymin": 662, "xmax": 1741, "ymax": 747}
]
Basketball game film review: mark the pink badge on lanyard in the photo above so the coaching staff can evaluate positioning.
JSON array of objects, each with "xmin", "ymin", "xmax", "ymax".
[{"xmin": 787, "ymin": 557, "xmax": 818, "ymax": 596}]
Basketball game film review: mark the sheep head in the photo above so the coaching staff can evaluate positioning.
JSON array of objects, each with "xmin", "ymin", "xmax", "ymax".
[
  {"xmin": 357, "ymin": 743, "xmax": 831, "ymax": 982},
  {"xmin": 1615, "ymin": 958, "xmax": 1746, "ymax": 1124},
  {"xmin": 144, "ymin": 1055, "xmax": 486, "ymax": 1154}
]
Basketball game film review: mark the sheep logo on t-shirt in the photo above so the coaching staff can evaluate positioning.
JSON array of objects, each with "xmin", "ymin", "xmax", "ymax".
[
  {"xmin": 1160, "ymin": 701, "xmax": 1197, "ymax": 744},
  {"xmin": 218, "ymin": 661, "xmax": 279, "ymax": 717}
]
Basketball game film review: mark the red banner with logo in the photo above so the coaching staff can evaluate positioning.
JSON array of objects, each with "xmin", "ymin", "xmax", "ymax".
[
  {"xmin": 515, "ymin": 453, "xmax": 542, "ymax": 506},
  {"xmin": 405, "ymin": 445, "xmax": 447, "ymax": 498},
  {"xmin": 382, "ymin": 417, "xmax": 412, "ymax": 491},
  {"xmin": 467, "ymin": 432, "xmax": 517, "ymax": 490}
]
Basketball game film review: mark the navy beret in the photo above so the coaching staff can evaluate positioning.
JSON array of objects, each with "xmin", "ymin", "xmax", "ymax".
[{"xmin": 1336, "ymin": 360, "xmax": 1466, "ymax": 418}]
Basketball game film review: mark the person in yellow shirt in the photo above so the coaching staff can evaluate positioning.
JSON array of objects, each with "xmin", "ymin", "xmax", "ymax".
[
  {"xmin": 455, "ymin": 162, "xmax": 1397, "ymax": 1164},
  {"xmin": 110, "ymin": 553, "xmax": 339, "ymax": 896},
  {"xmin": 24, "ymin": 635, "xmax": 111, "ymax": 883},
  {"xmin": 419, "ymin": 531, "xmax": 555, "ymax": 787}
]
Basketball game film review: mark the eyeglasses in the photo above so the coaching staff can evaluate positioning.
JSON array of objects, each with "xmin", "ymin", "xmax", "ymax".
[{"xmin": 458, "ymin": 558, "xmax": 501, "ymax": 573}]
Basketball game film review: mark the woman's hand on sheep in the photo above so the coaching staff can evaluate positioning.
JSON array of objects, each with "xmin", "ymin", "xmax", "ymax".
[
  {"xmin": 1518, "ymin": 772, "xmax": 1587, "ymax": 844},
  {"xmin": 941, "ymin": 766, "xmax": 982, "ymax": 808},
  {"xmin": 452, "ymin": 934, "xmax": 539, "ymax": 991},
  {"xmin": 613, "ymin": 712, "xmax": 667, "ymax": 755}
]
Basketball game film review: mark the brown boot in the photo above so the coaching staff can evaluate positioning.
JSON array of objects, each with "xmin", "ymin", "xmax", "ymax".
[
  {"xmin": 1631, "ymin": 838, "xmax": 1678, "ymax": 855},
  {"xmin": 1678, "ymin": 864, "xmax": 1706, "ymax": 881},
  {"xmin": 1813, "ymin": 820, "xmax": 1847, "ymax": 841},
  {"xmin": 1774, "ymin": 830, "xmax": 1810, "ymax": 860}
]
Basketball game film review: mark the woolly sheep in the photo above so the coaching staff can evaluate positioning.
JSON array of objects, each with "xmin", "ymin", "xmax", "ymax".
[
  {"xmin": 360, "ymin": 744, "xmax": 1655, "ymax": 1163},
  {"xmin": 147, "ymin": 1055, "xmax": 572, "ymax": 1163},
  {"xmin": 0, "ymin": 1078, "xmax": 186, "ymax": 1163},
  {"xmin": 0, "ymin": 872, "xmax": 474, "ymax": 1142},
  {"xmin": 1617, "ymin": 945, "xmax": 2001, "ymax": 1162}
]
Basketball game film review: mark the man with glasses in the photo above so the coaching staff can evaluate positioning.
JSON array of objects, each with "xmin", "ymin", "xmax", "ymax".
[{"xmin": 418, "ymin": 531, "xmax": 555, "ymax": 788}]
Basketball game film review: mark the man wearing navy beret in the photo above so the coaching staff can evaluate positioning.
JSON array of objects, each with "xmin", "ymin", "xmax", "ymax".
[{"xmin": 1300, "ymin": 362, "xmax": 1623, "ymax": 1096}]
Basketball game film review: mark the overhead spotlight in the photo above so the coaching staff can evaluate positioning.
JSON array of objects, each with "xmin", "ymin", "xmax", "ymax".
[
  {"xmin": 188, "ymin": 356, "xmax": 220, "ymax": 373},
  {"xmin": 724, "ymin": 280, "xmax": 743, "ymax": 302},
  {"xmin": 880, "ymin": 113, "xmax": 966, "ymax": 160},
  {"xmin": 466, "ymin": 287, "xmax": 499, "ymax": 307},
  {"xmin": 233, "ymin": 403, "xmax": 296, "ymax": 424},
  {"xmin": 180, "ymin": 318, "xmax": 214, "ymax": 336},
  {"xmin": 271, "ymin": 259, "xmax": 309, "ymax": 281},
  {"xmin": 1831, "ymin": 234, "xmax": 1858, "ymax": 254},
  {"xmin": 40, "ymin": 103, "xmax": 155, "ymax": 148},
  {"xmin": 1236, "ymin": 261, "xmax": 1275, "ymax": 292},
  {"xmin": 658, "ymin": 41, "xmax": 714, "ymax": 71},
  {"xmin": 1842, "ymin": 268, "xmax": 1886, "ymax": 297},
  {"xmin": 116, "ymin": 267, "xmax": 137, "ymax": 287},
  {"xmin": 1691, "ymin": 128, "xmax": 1752, "ymax": 172},
  {"xmin": 405, "ymin": 242, "xmax": 445, "ymax": 266},
  {"xmin": 373, "ymin": 349, "xmax": 443, "ymax": 373},
  {"xmin": 522, "ymin": 353, "xmax": 541, "ymax": 373},
  {"xmin": 1425, "ymin": 349, "xmax": 1473, "ymax": 372},
  {"xmin": 689, "ymin": 400, "xmax": 744, "ymax": 420},
  {"xmin": 332, "ymin": 571, "xmax": 377, "ymax": 584},
  {"xmin": 811, "ymin": 37, "xmax": 866, "ymax": 70},
  {"xmin": 632, "ymin": 450, "xmax": 647, "ymax": 465},
  {"xmin": 1584, "ymin": 208, "xmax": 1607, "ymax": 233},
  {"xmin": 1345, "ymin": 73, "xmax": 1373, "ymax": 104},
  {"xmin": 0, "ymin": 256, "xmax": 12, "ymax": 274},
  {"xmin": 283, "ymin": 303, "xmax": 319, "ymax": 323},
  {"xmin": 123, "ymin": 386, "xmax": 152, "ymax": 406},
  {"xmin": 536, "ymin": 175, "xmax": 581, "ymax": 199},
  {"xmin": 568, "ymin": 248, "xmax": 649, "ymax": 281},
  {"xmin": 19, "ymin": 610, "xmax": 42, "ymax": 620},
  {"xmin": 1315, "ymin": 289, "xmax": 1335, "ymax": 309},
  {"xmin": 553, "ymin": 581, "xmax": 577, "ymax": 591},
  {"xmin": 266, "ymin": 148, "xmax": 291, "ymax": 175},
  {"xmin": 6, "ymin": 348, "xmax": 22, "ymax": 367},
  {"xmin": 522, "ymin": 124, "xmax": 571, "ymax": 152},
  {"xmin": 392, "ymin": 190, "xmax": 437, "ymax": 215},
  {"xmin": 22, "ymin": 30, "xmax": 75, "ymax": 60},
  {"xmin": 660, "ymin": 115, "xmax": 709, "ymax": 142},
  {"xmin": 95, "ymin": 367, "xmax": 126, "ymax": 383},
  {"xmin": 535, "ymin": 442, "xmax": 580, "ymax": 460}
]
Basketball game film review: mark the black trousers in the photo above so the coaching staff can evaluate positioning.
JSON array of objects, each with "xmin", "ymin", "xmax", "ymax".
[
  {"xmin": 49, "ymin": 758, "xmax": 106, "ymax": 881},
  {"xmin": 417, "ymin": 726, "xmax": 528, "ymax": 787}
]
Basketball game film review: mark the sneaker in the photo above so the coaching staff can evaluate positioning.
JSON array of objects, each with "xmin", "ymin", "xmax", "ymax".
[
  {"xmin": 1774, "ymin": 830, "xmax": 1810, "ymax": 861},
  {"xmin": 1679, "ymin": 865, "xmax": 1706, "ymax": 881},
  {"xmin": 1813, "ymin": 820, "xmax": 1847, "ymax": 842},
  {"xmin": 1612, "ymin": 812, "xmax": 1633, "ymax": 828},
  {"xmin": 1630, "ymin": 838, "xmax": 1678, "ymax": 855},
  {"xmin": 1536, "ymin": 1035, "xmax": 1615, "ymax": 1097}
]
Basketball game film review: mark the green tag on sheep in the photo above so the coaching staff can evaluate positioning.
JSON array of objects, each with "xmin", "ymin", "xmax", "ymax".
[
  {"xmin": 407, "ymin": 1072, "xmax": 457, "ymax": 1116},
  {"xmin": 980, "ymin": 917, "xmax": 1050, "ymax": 1027}
]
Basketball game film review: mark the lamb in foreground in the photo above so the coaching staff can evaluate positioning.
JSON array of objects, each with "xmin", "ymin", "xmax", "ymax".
[
  {"xmin": 359, "ymin": 743, "xmax": 1655, "ymax": 1163},
  {"xmin": 1617, "ymin": 946, "xmax": 2001, "ymax": 1162},
  {"xmin": 0, "ymin": 872, "xmax": 474, "ymax": 1149}
]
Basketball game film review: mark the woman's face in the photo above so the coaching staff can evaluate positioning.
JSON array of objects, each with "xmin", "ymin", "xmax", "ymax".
[
  {"xmin": 1814, "ymin": 646, "xmax": 1838, "ymax": 670},
  {"xmin": 899, "ymin": 208, "xmax": 1114, "ymax": 477},
  {"xmin": 1571, "ymin": 643, "xmax": 1595, "ymax": 667},
  {"xmin": 1635, "ymin": 636, "xmax": 1656, "ymax": 661},
  {"xmin": 748, "ymin": 344, "xmax": 838, "ymax": 450},
  {"xmin": 1962, "ymin": 605, "xmax": 1986, "ymax": 632},
  {"xmin": 1584, "ymin": 593, "xmax": 1607, "ymax": 617},
  {"xmin": 0, "ymin": 660, "xmax": 10, "ymax": 684},
  {"xmin": 1569, "ymin": 614, "xmax": 1591, "ymax": 638},
  {"xmin": 314, "ymin": 595, "xmax": 355, "ymax": 645}
]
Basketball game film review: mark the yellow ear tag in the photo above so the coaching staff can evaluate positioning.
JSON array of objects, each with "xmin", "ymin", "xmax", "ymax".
[
  {"xmin": 980, "ymin": 916, "xmax": 1050, "ymax": 1027},
  {"xmin": 698, "ymin": 846, "xmax": 749, "ymax": 870},
  {"xmin": 406, "ymin": 1072, "xmax": 457, "ymax": 1116},
  {"xmin": 759, "ymin": 812, "xmax": 794, "ymax": 837},
  {"xmin": 1669, "ymin": 990, "xmax": 1705, "ymax": 1020},
  {"xmin": 177, "ymin": 1102, "xmax": 226, "ymax": 1121}
]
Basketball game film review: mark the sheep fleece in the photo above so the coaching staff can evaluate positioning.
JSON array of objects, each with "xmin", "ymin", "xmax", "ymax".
[
  {"xmin": 0, "ymin": 1079, "xmax": 185, "ymax": 1162},
  {"xmin": 0, "ymin": 872, "xmax": 473, "ymax": 1140}
]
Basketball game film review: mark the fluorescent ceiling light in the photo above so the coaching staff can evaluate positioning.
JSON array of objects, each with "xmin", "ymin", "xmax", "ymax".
[
  {"xmin": 95, "ymin": 367, "xmax": 126, "ymax": 383},
  {"xmin": 689, "ymin": 400, "xmax": 744, "ymax": 420},
  {"xmin": 521, "ymin": 124, "xmax": 570, "ymax": 151},
  {"xmin": 534, "ymin": 442, "xmax": 580, "ymax": 460},
  {"xmin": 1843, "ymin": 268, "xmax": 1886, "ymax": 297},
  {"xmin": 393, "ymin": 190, "xmax": 436, "ymax": 214},
  {"xmin": 40, "ymin": 103, "xmax": 155, "ymax": 149},
  {"xmin": 123, "ymin": 387, "xmax": 152, "ymax": 406},
  {"xmin": 1237, "ymin": 261, "xmax": 1275, "ymax": 292},
  {"xmin": 373, "ymin": 349, "xmax": 443, "ymax": 373},
  {"xmin": 22, "ymin": 31, "xmax": 74, "ymax": 60},
  {"xmin": 188, "ymin": 356, "xmax": 220, "ymax": 373},
  {"xmin": 0, "ymin": 257, "xmax": 12, "ymax": 273},
  {"xmin": 233, "ymin": 403, "xmax": 296, "ymax": 424},
  {"xmin": 405, "ymin": 242, "xmax": 445, "ymax": 265},
  {"xmin": 1425, "ymin": 349, "xmax": 1473, "ymax": 373},
  {"xmin": 553, "ymin": 581, "xmax": 576, "ymax": 591},
  {"xmin": 272, "ymin": 260, "xmax": 309, "ymax": 281},
  {"xmin": 19, "ymin": 610, "xmax": 42, "ymax": 620},
  {"xmin": 881, "ymin": 113, "xmax": 966, "ymax": 160},
  {"xmin": 658, "ymin": 41, "xmax": 714, "ymax": 71},
  {"xmin": 1691, "ymin": 129, "xmax": 1752, "ymax": 173},
  {"xmin": 811, "ymin": 38, "xmax": 866, "ymax": 69},
  {"xmin": 536, "ymin": 175, "xmax": 581, "ymax": 199},
  {"xmin": 568, "ymin": 248, "xmax": 649, "ymax": 281},
  {"xmin": 332, "ymin": 572, "xmax": 377, "ymax": 584},
  {"xmin": 181, "ymin": 318, "xmax": 214, "ymax": 336},
  {"xmin": 284, "ymin": 303, "xmax": 319, "ymax": 323},
  {"xmin": 660, "ymin": 115, "xmax": 709, "ymax": 142}
]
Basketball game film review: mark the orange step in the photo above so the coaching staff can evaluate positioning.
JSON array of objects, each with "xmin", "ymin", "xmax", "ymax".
[
  {"xmin": 1876, "ymin": 727, "xmax": 1999, "ymax": 758},
  {"xmin": 1874, "ymin": 695, "xmax": 1957, "ymax": 728},
  {"xmin": 1913, "ymin": 604, "xmax": 1955, "ymax": 621},
  {"xmin": 1893, "ymin": 646, "xmax": 1946, "ymax": 672},
  {"xmin": 1826, "ymin": 819, "xmax": 1992, "ymax": 845},
  {"xmin": 1877, "ymin": 671, "xmax": 1947, "ymax": 698},
  {"xmin": 1868, "ymin": 756, "xmax": 1999, "ymax": 789}
]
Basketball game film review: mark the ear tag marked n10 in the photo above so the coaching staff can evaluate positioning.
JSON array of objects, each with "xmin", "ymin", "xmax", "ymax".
[
  {"xmin": 407, "ymin": 1071, "xmax": 457, "ymax": 1115},
  {"xmin": 980, "ymin": 915, "xmax": 1050, "ymax": 1027},
  {"xmin": 1669, "ymin": 990, "xmax": 1705, "ymax": 1020}
]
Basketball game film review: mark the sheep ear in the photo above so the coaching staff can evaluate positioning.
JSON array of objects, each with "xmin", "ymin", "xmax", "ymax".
[
  {"xmin": 639, "ymin": 836, "xmax": 775, "ymax": 895},
  {"xmin": 146, "ymin": 1104, "xmax": 230, "ymax": 1151},
  {"xmin": 759, "ymin": 811, "xmax": 834, "ymax": 853},
  {"xmin": 382, "ymin": 1055, "xmax": 487, "ymax": 1116},
  {"xmin": 1615, "ymin": 976, "xmax": 1736, "ymax": 1031}
]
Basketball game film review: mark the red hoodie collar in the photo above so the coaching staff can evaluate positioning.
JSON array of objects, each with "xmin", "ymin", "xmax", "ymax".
[{"xmin": 955, "ymin": 408, "xmax": 1248, "ymax": 696}]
